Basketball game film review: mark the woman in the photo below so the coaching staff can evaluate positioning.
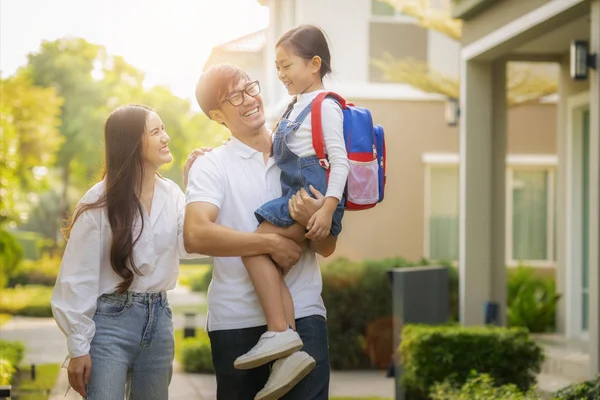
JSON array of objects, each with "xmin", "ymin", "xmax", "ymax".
[{"xmin": 51, "ymin": 104, "xmax": 206, "ymax": 399}]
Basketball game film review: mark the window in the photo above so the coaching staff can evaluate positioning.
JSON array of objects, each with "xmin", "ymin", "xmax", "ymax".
[
  {"xmin": 372, "ymin": 0, "xmax": 397, "ymax": 16},
  {"xmin": 423, "ymin": 155, "xmax": 557, "ymax": 266},
  {"xmin": 371, "ymin": 0, "xmax": 408, "ymax": 18},
  {"xmin": 425, "ymin": 166, "xmax": 459, "ymax": 261},
  {"xmin": 507, "ymin": 168, "xmax": 556, "ymax": 264}
]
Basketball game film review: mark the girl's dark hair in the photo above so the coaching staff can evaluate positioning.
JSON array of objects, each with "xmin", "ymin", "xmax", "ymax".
[
  {"xmin": 63, "ymin": 104, "xmax": 153, "ymax": 293},
  {"xmin": 276, "ymin": 24, "xmax": 332, "ymax": 79}
]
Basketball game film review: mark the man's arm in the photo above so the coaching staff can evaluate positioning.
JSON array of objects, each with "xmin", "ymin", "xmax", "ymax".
[
  {"xmin": 184, "ymin": 202, "xmax": 303, "ymax": 265},
  {"xmin": 309, "ymin": 235, "xmax": 337, "ymax": 258}
]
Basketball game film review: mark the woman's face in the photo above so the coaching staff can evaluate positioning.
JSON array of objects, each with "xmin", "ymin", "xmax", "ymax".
[{"xmin": 142, "ymin": 111, "xmax": 172, "ymax": 169}]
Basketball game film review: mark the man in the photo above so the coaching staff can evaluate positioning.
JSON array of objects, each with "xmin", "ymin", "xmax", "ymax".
[{"xmin": 183, "ymin": 63, "xmax": 334, "ymax": 399}]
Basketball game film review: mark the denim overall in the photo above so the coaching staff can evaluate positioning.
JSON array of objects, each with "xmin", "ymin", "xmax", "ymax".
[{"xmin": 255, "ymin": 100, "xmax": 345, "ymax": 237}]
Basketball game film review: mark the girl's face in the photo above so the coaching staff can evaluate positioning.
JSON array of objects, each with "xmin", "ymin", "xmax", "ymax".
[
  {"xmin": 142, "ymin": 111, "xmax": 172, "ymax": 170},
  {"xmin": 275, "ymin": 45, "xmax": 322, "ymax": 95}
]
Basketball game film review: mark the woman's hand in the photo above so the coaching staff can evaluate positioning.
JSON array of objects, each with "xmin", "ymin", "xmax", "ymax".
[
  {"xmin": 68, "ymin": 354, "xmax": 92, "ymax": 397},
  {"xmin": 183, "ymin": 147, "xmax": 213, "ymax": 188}
]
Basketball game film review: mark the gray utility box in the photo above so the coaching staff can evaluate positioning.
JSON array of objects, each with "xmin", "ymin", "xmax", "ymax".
[{"xmin": 388, "ymin": 266, "xmax": 450, "ymax": 400}]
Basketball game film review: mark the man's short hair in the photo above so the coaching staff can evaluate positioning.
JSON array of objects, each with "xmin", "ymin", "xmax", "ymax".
[{"xmin": 195, "ymin": 64, "xmax": 251, "ymax": 118}]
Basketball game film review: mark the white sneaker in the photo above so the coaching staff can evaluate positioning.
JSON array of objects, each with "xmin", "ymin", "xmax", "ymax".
[
  {"xmin": 234, "ymin": 328, "xmax": 303, "ymax": 370},
  {"xmin": 254, "ymin": 351, "xmax": 316, "ymax": 400}
]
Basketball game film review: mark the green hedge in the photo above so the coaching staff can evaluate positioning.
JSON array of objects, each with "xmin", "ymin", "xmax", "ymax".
[
  {"xmin": 399, "ymin": 325, "xmax": 544, "ymax": 397},
  {"xmin": 431, "ymin": 373, "xmax": 542, "ymax": 400},
  {"xmin": 8, "ymin": 255, "xmax": 61, "ymax": 287},
  {"xmin": 188, "ymin": 266, "xmax": 213, "ymax": 293},
  {"xmin": 553, "ymin": 374, "xmax": 600, "ymax": 400},
  {"xmin": 0, "ymin": 228, "xmax": 24, "ymax": 288},
  {"xmin": 0, "ymin": 285, "xmax": 53, "ymax": 317},
  {"xmin": 0, "ymin": 340, "xmax": 25, "ymax": 386},
  {"xmin": 321, "ymin": 257, "xmax": 454, "ymax": 370},
  {"xmin": 175, "ymin": 329, "xmax": 213, "ymax": 373},
  {"xmin": 0, "ymin": 340, "xmax": 25, "ymax": 366}
]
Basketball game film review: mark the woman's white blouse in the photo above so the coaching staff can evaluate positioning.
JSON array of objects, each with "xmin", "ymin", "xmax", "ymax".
[{"xmin": 51, "ymin": 176, "xmax": 202, "ymax": 359}]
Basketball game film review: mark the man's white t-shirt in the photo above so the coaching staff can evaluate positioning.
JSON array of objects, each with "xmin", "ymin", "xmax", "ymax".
[{"xmin": 185, "ymin": 136, "xmax": 327, "ymax": 331}]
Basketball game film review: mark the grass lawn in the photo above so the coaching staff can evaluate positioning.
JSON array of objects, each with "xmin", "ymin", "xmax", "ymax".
[
  {"xmin": 0, "ymin": 285, "xmax": 53, "ymax": 317},
  {"xmin": 178, "ymin": 264, "xmax": 211, "ymax": 287},
  {"xmin": 0, "ymin": 313, "xmax": 12, "ymax": 327},
  {"xmin": 11, "ymin": 363, "xmax": 60, "ymax": 400},
  {"xmin": 330, "ymin": 398, "xmax": 393, "ymax": 400}
]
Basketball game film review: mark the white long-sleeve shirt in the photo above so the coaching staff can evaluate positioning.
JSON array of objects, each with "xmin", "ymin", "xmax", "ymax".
[
  {"xmin": 285, "ymin": 89, "xmax": 350, "ymax": 201},
  {"xmin": 51, "ymin": 176, "xmax": 202, "ymax": 360}
]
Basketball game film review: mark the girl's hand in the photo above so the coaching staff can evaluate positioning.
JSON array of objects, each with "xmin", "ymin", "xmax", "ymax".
[
  {"xmin": 305, "ymin": 194, "xmax": 340, "ymax": 240},
  {"xmin": 68, "ymin": 354, "xmax": 92, "ymax": 397},
  {"xmin": 288, "ymin": 185, "xmax": 325, "ymax": 226},
  {"xmin": 183, "ymin": 147, "xmax": 212, "ymax": 188}
]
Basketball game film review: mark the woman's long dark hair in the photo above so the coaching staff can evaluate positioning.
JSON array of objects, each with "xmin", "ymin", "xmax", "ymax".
[{"xmin": 63, "ymin": 104, "xmax": 153, "ymax": 293}]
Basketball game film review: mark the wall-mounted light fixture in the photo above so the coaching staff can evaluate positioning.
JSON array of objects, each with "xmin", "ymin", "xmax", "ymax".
[
  {"xmin": 445, "ymin": 97, "xmax": 460, "ymax": 127},
  {"xmin": 570, "ymin": 40, "xmax": 597, "ymax": 81}
]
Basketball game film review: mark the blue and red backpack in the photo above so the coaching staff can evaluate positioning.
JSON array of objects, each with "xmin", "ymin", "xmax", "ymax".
[{"xmin": 310, "ymin": 91, "xmax": 386, "ymax": 211}]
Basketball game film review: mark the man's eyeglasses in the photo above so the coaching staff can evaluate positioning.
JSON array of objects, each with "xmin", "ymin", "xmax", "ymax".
[{"xmin": 219, "ymin": 80, "xmax": 261, "ymax": 107}]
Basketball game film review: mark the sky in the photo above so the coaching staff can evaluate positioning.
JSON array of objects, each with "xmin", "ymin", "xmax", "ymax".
[{"xmin": 0, "ymin": 0, "xmax": 269, "ymax": 107}]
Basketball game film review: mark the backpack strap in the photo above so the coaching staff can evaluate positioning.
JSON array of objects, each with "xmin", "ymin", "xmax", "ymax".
[{"xmin": 311, "ymin": 92, "xmax": 347, "ymax": 173}]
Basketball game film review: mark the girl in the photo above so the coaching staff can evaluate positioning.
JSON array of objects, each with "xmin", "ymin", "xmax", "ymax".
[
  {"xmin": 51, "ymin": 104, "xmax": 205, "ymax": 399},
  {"xmin": 235, "ymin": 25, "xmax": 349, "ymax": 400}
]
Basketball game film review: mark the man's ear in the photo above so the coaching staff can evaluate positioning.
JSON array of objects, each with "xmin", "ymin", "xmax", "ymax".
[{"xmin": 209, "ymin": 109, "xmax": 225, "ymax": 124}]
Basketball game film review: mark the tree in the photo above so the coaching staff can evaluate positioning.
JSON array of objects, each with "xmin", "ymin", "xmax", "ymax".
[
  {"xmin": 26, "ymin": 38, "xmax": 107, "ymax": 219},
  {"xmin": 373, "ymin": 0, "xmax": 557, "ymax": 105},
  {"xmin": 0, "ymin": 69, "xmax": 63, "ymax": 223}
]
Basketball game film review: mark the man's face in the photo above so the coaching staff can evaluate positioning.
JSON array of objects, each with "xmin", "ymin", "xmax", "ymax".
[{"xmin": 211, "ymin": 79, "xmax": 266, "ymax": 137}]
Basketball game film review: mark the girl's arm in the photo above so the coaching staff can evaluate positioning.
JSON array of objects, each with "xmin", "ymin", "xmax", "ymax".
[
  {"xmin": 321, "ymin": 99, "xmax": 350, "ymax": 201},
  {"xmin": 51, "ymin": 210, "xmax": 101, "ymax": 361}
]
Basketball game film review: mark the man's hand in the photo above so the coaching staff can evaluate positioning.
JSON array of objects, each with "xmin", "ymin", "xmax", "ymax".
[
  {"xmin": 68, "ymin": 354, "xmax": 92, "ymax": 397},
  {"xmin": 183, "ymin": 147, "xmax": 213, "ymax": 188},
  {"xmin": 267, "ymin": 234, "xmax": 303, "ymax": 272},
  {"xmin": 288, "ymin": 185, "xmax": 325, "ymax": 226}
]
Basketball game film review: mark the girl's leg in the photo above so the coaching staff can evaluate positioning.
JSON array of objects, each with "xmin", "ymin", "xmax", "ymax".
[{"xmin": 241, "ymin": 221, "xmax": 306, "ymax": 332}]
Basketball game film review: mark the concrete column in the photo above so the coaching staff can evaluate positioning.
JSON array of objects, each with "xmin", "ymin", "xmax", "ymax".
[
  {"xmin": 588, "ymin": 0, "xmax": 600, "ymax": 377},
  {"xmin": 458, "ymin": 58, "xmax": 507, "ymax": 326}
]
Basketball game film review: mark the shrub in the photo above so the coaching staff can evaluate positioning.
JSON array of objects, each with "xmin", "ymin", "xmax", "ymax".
[
  {"xmin": 0, "ymin": 340, "xmax": 25, "ymax": 366},
  {"xmin": 553, "ymin": 374, "xmax": 600, "ymax": 400},
  {"xmin": 431, "ymin": 373, "xmax": 542, "ymax": 400},
  {"xmin": 0, "ymin": 359, "xmax": 15, "ymax": 386},
  {"xmin": 322, "ymin": 257, "xmax": 455, "ymax": 370},
  {"xmin": 399, "ymin": 325, "xmax": 544, "ymax": 397},
  {"xmin": 507, "ymin": 266, "xmax": 560, "ymax": 333},
  {"xmin": 188, "ymin": 266, "xmax": 213, "ymax": 293},
  {"xmin": 0, "ymin": 285, "xmax": 53, "ymax": 317},
  {"xmin": 8, "ymin": 254, "xmax": 61, "ymax": 287},
  {"xmin": 179, "ymin": 337, "xmax": 213, "ymax": 373},
  {"xmin": 0, "ymin": 228, "xmax": 24, "ymax": 288}
]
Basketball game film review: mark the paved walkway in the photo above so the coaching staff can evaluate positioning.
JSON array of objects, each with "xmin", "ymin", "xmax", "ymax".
[{"xmin": 2, "ymin": 285, "xmax": 395, "ymax": 399}]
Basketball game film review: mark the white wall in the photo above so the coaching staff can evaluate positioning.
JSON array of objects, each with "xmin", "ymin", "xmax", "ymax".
[
  {"xmin": 294, "ymin": 0, "xmax": 371, "ymax": 83},
  {"xmin": 427, "ymin": 29, "xmax": 461, "ymax": 80}
]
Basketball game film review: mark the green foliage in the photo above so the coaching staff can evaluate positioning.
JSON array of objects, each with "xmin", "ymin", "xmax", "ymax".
[
  {"xmin": 0, "ymin": 359, "xmax": 15, "ymax": 386},
  {"xmin": 8, "ymin": 254, "xmax": 61, "ymax": 287},
  {"xmin": 552, "ymin": 374, "xmax": 600, "ymax": 400},
  {"xmin": 399, "ymin": 325, "xmax": 544, "ymax": 397},
  {"xmin": 0, "ymin": 285, "xmax": 53, "ymax": 317},
  {"xmin": 175, "ymin": 329, "xmax": 213, "ymax": 373},
  {"xmin": 0, "ymin": 69, "xmax": 63, "ymax": 223},
  {"xmin": 431, "ymin": 373, "xmax": 542, "ymax": 400},
  {"xmin": 507, "ymin": 266, "xmax": 560, "ymax": 333},
  {"xmin": 322, "ymin": 257, "xmax": 455, "ymax": 370},
  {"xmin": 188, "ymin": 265, "xmax": 213, "ymax": 293},
  {"xmin": 0, "ymin": 340, "xmax": 26, "ymax": 366},
  {"xmin": 0, "ymin": 228, "xmax": 24, "ymax": 288}
]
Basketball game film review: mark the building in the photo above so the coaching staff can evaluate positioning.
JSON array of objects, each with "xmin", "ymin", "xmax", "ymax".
[{"xmin": 450, "ymin": 0, "xmax": 599, "ymax": 376}]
